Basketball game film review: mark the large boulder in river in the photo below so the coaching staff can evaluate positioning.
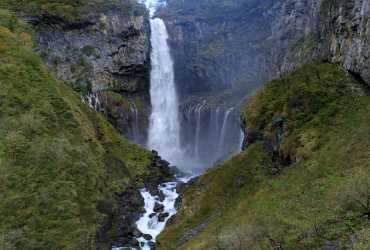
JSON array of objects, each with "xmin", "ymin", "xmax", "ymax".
[
  {"xmin": 158, "ymin": 212, "xmax": 170, "ymax": 222},
  {"xmin": 153, "ymin": 203, "xmax": 165, "ymax": 213}
]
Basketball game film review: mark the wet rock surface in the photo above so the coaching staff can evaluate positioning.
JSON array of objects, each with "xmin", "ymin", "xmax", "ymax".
[
  {"xmin": 158, "ymin": 212, "xmax": 170, "ymax": 222},
  {"xmin": 96, "ymin": 187, "xmax": 144, "ymax": 249},
  {"xmin": 91, "ymin": 91, "xmax": 150, "ymax": 145},
  {"xmin": 144, "ymin": 151, "xmax": 176, "ymax": 195},
  {"xmin": 143, "ymin": 234, "xmax": 153, "ymax": 241},
  {"xmin": 32, "ymin": 3, "xmax": 150, "ymax": 93},
  {"xmin": 28, "ymin": 1, "xmax": 151, "ymax": 143},
  {"xmin": 153, "ymin": 203, "xmax": 165, "ymax": 213}
]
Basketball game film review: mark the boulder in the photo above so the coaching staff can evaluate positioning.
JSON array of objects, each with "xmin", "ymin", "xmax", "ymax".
[
  {"xmin": 143, "ymin": 234, "xmax": 153, "ymax": 241},
  {"xmin": 153, "ymin": 203, "xmax": 164, "ymax": 213},
  {"xmin": 158, "ymin": 212, "xmax": 170, "ymax": 222}
]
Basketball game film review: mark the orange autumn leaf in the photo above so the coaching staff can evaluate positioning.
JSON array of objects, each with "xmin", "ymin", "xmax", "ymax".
[{"xmin": 19, "ymin": 32, "xmax": 33, "ymax": 47}]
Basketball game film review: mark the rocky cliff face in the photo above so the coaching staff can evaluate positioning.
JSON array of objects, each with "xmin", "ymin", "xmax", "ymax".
[
  {"xmin": 161, "ymin": 0, "xmax": 370, "ymax": 99},
  {"xmin": 28, "ymin": 1, "xmax": 151, "ymax": 143},
  {"xmin": 327, "ymin": 0, "xmax": 370, "ymax": 83},
  {"xmin": 160, "ymin": 0, "xmax": 274, "ymax": 98},
  {"xmin": 273, "ymin": 0, "xmax": 370, "ymax": 84}
]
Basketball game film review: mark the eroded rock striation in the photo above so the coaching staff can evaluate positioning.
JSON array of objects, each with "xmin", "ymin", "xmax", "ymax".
[
  {"xmin": 276, "ymin": 0, "xmax": 370, "ymax": 83},
  {"xmin": 160, "ymin": 0, "xmax": 370, "ymax": 97}
]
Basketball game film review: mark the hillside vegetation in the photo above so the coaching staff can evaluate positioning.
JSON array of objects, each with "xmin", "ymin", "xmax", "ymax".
[
  {"xmin": 0, "ymin": 10, "xmax": 154, "ymax": 249},
  {"xmin": 158, "ymin": 63, "xmax": 370, "ymax": 249},
  {"xmin": 0, "ymin": 0, "xmax": 142, "ymax": 22}
]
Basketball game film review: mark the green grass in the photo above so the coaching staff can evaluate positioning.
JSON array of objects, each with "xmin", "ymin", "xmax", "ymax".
[
  {"xmin": 0, "ymin": 0, "xmax": 143, "ymax": 23},
  {"xmin": 0, "ymin": 12, "xmax": 152, "ymax": 249},
  {"xmin": 158, "ymin": 63, "xmax": 370, "ymax": 249}
]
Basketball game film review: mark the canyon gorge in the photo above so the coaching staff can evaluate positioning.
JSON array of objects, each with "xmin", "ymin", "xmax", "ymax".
[{"xmin": 0, "ymin": 0, "xmax": 370, "ymax": 249}]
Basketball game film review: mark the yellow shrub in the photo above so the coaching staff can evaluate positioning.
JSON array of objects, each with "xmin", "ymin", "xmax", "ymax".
[
  {"xmin": 0, "ymin": 25, "xmax": 12, "ymax": 38},
  {"xmin": 0, "ymin": 42, "xmax": 8, "ymax": 53},
  {"xmin": 19, "ymin": 32, "xmax": 33, "ymax": 47}
]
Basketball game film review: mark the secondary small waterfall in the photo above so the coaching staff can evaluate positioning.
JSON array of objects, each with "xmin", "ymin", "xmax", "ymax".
[
  {"xmin": 194, "ymin": 102, "xmax": 205, "ymax": 161},
  {"xmin": 179, "ymin": 105, "xmax": 243, "ymax": 172},
  {"xmin": 218, "ymin": 107, "xmax": 234, "ymax": 153},
  {"xmin": 130, "ymin": 102, "xmax": 140, "ymax": 143}
]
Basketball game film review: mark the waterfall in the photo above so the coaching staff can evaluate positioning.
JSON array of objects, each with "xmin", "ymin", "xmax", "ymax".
[
  {"xmin": 239, "ymin": 130, "xmax": 245, "ymax": 152},
  {"xmin": 147, "ymin": 16, "xmax": 183, "ymax": 165},
  {"xmin": 85, "ymin": 92, "xmax": 101, "ymax": 111},
  {"xmin": 114, "ymin": 1, "xmax": 245, "ymax": 248},
  {"xmin": 215, "ymin": 107, "xmax": 221, "ymax": 135},
  {"xmin": 114, "ymin": 1, "xmax": 188, "ymax": 249},
  {"xmin": 208, "ymin": 107, "xmax": 220, "ymax": 159},
  {"xmin": 194, "ymin": 102, "xmax": 205, "ymax": 161},
  {"xmin": 218, "ymin": 108, "xmax": 234, "ymax": 154},
  {"xmin": 130, "ymin": 102, "xmax": 140, "ymax": 143}
]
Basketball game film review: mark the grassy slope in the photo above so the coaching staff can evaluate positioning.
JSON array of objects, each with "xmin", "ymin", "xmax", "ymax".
[
  {"xmin": 158, "ymin": 63, "xmax": 370, "ymax": 249},
  {"xmin": 0, "ymin": 11, "xmax": 152, "ymax": 249},
  {"xmin": 0, "ymin": 0, "xmax": 141, "ymax": 23}
]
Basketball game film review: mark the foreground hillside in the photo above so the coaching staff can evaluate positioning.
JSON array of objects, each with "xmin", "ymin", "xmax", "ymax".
[
  {"xmin": 158, "ymin": 63, "xmax": 370, "ymax": 249},
  {"xmin": 0, "ymin": 0, "xmax": 152, "ymax": 144},
  {"xmin": 0, "ymin": 11, "xmax": 169, "ymax": 249}
]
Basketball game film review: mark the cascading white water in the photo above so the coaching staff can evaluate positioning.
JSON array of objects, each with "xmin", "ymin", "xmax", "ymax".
[
  {"xmin": 124, "ymin": 1, "xmax": 187, "ymax": 249},
  {"xmin": 109, "ymin": 0, "xmax": 245, "ymax": 247},
  {"xmin": 194, "ymin": 102, "xmax": 205, "ymax": 161},
  {"xmin": 147, "ymin": 17, "xmax": 183, "ymax": 165},
  {"xmin": 215, "ymin": 107, "xmax": 221, "ymax": 136},
  {"xmin": 218, "ymin": 108, "xmax": 234, "ymax": 154},
  {"xmin": 130, "ymin": 102, "xmax": 140, "ymax": 142},
  {"xmin": 136, "ymin": 182, "xmax": 179, "ymax": 250},
  {"xmin": 239, "ymin": 130, "xmax": 245, "ymax": 152}
]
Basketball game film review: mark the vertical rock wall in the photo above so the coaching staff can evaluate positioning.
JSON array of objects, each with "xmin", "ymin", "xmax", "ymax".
[
  {"xmin": 161, "ymin": 0, "xmax": 370, "ymax": 98},
  {"xmin": 30, "ymin": 2, "xmax": 151, "ymax": 143}
]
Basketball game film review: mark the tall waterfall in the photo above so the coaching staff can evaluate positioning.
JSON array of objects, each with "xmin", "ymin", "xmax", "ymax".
[
  {"xmin": 146, "ymin": 2, "xmax": 183, "ymax": 166},
  {"xmin": 143, "ymin": 0, "xmax": 243, "ymax": 174},
  {"xmin": 112, "ymin": 1, "xmax": 245, "ymax": 249}
]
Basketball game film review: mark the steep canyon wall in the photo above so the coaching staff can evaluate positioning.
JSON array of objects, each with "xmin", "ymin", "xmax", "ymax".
[
  {"xmin": 29, "ymin": 1, "xmax": 151, "ymax": 144},
  {"xmin": 161, "ymin": 0, "xmax": 370, "ymax": 98}
]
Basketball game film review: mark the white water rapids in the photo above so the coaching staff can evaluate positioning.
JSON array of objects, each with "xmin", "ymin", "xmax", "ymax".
[{"xmin": 136, "ymin": 182, "xmax": 178, "ymax": 249}]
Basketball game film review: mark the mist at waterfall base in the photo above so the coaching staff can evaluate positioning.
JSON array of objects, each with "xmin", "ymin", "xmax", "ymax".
[
  {"xmin": 139, "ymin": 0, "xmax": 244, "ymax": 175},
  {"xmin": 146, "ymin": 23, "xmax": 243, "ymax": 174},
  {"xmin": 179, "ymin": 105, "xmax": 243, "ymax": 174}
]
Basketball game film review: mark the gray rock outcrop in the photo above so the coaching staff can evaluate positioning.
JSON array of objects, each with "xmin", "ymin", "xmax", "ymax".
[
  {"xmin": 160, "ymin": 0, "xmax": 370, "ymax": 98},
  {"xmin": 29, "ymin": 1, "xmax": 151, "ymax": 143}
]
